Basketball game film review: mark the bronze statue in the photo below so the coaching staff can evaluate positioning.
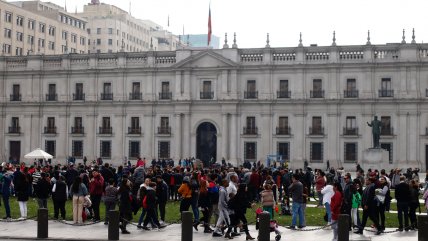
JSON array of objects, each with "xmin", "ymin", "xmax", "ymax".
[{"xmin": 367, "ymin": 116, "xmax": 381, "ymax": 148}]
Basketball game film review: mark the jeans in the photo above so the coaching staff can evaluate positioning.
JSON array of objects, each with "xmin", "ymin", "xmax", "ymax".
[
  {"xmin": 2, "ymin": 195, "xmax": 11, "ymax": 218},
  {"xmin": 317, "ymin": 191, "xmax": 323, "ymax": 206},
  {"xmin": 378, "ymin": 202, "xmax": 386, "ymax": 229},
  {"xmin": 157, "ymin": 202, "xmax": 166, "ymax": 221},
  {"xmin": 332, "ymin": 218, "xmax": 338, "ymax": 240},
  {"xmin": 291, "ymin": 202, "xmax": 304, "ymax": 226},
  {"xmin": 191, "ymin": 196, "xmax": 199, "ymax": 222},
  {"xmin": 325, "ymin": 202, "xmax": 332, "ymax": 223},
  {"xmin": 138, "ymin": 208, "xmax": 147, "ymax": 225}
]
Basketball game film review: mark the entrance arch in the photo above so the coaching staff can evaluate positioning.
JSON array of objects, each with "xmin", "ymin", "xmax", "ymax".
[{"xmin": 196, "ymin": 122, "xmax": 217, "ymax": 167}]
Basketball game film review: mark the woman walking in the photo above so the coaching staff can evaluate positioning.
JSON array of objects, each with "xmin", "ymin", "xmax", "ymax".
[
  {"xmin": 70, "ymin": 176, "xmax": 88, "ymax": 224},
  {"xmin": 409, "ymin": 180, "xmax": 420, "ymax": 230},
  {"xmin": 104, "ymin": 178, "xmax": 118, "ymax": 225},
  {"xmin": 178, "ymin": 176, "xmax": 192, "ymax": 217},
  {"xmin": 229, "ymin": 183, "xmax": 254, "ymax": 240},
  {"xmin": 321, "ymin": 181, "xmax": 335, "ymax": 226},
  {"xmin": 198, "ymin": 178, "xmax": 213, "ymax": 233}
]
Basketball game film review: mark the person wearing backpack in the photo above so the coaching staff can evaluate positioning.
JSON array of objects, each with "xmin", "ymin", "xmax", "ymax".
[
  {"xmin": 142, "ymin": 182, "xmax": 166, "ymax": 230},
  {"xmin": 137, "ymin": 178, "xmax": 150, "ymax": 229}
]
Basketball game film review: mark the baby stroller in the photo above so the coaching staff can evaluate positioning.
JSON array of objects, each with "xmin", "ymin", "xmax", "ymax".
[
  {"xmin": 255, "ymin": 208, "xmax": 282, "ymax": 241},
  {"xmin": 280, "ymin": 196, "xmax": 291, "ymax": 216}
]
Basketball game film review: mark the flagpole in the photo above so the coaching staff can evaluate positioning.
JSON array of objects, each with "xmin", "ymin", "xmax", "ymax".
[{"xmin": 207, "ymin": 1, "xmax": 212, "ymax": 47}]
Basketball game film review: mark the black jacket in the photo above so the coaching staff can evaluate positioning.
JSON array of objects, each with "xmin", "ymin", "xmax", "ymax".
[
  {"xmin": 35, "ymin": 178, "xmax": 51, "ymax": 199},
  {"xmin": 395, "ymin": 182, "xmax": 411, "ymax": 203},
  {"xmin": 361, "ymin": 183, "xmax": 376, "ymax": 207},
  {"xmin": 145, "ymin": 188, "xmax": 157, "ymax": 209},
  {"xmin": 156, "ymin": 181, "xmax": 169, "ymax": 203},
  {"xmin": 52, "ymin": 180, "xmax": 67, "ymax": 202}
]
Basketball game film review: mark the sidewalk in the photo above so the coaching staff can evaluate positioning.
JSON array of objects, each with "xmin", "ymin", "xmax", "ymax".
[{"xmin": 0, "ymin": 219, "xmax": 418, "ymax": 241}]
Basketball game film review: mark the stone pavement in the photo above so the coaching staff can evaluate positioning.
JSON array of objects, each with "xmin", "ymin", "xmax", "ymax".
[{"xmin": 0, "ymin": 219, "xmax": 419, "ymax": 241}]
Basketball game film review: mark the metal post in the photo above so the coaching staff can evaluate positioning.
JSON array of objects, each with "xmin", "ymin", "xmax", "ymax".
[
  {"xmin": 418, "ymin": 215, "xmax": 428, "ymax": 241},
  {"xmin": 181, "ymin": 211, "xmax": 193, "ymax": 241},
  {"xmin": 258, "ymin": 211, "xmax": 270, "ymax": 241},
  {"xmin": 108, "ymin": 210, "xmax": 120, "ymax": 241},
  {"xmin": 338, "ymin": 214, "xmax": 349, "ymax": 241},
  {"xmin": 37, "ymin": 208, "xmax": 48, "ymax": 239}
]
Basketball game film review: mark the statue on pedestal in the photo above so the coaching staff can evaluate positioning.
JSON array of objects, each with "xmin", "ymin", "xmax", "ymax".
[{"xmin": 367, "ymin": 116, "xmax": 382, "ymax": 148}]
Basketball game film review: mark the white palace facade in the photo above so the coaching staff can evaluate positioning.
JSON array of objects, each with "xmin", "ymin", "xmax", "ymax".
[{"xmin": 1, "ymin": 36, "xmax": 428, "ymax": 171}]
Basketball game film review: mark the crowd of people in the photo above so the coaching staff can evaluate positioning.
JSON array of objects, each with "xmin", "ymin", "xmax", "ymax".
[{"xmin": 0, "ymin": 157, "xmax": 427, "ymax": 241}]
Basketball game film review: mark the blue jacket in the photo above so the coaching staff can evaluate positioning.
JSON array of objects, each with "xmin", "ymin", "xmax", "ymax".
[{"xmin": 1, "ymin": 172, "xmax": 13, "ymax": 196}]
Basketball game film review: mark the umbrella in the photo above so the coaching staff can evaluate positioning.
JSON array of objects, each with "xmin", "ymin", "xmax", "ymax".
[{"xmin": 24, "ymin": 148, "xmax": 53, "ymax": 160}]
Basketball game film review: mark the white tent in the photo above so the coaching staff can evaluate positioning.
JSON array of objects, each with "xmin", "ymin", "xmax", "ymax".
[{"xmin": 24, "ymin": 148, "xmax": 53, "ymax": 160}]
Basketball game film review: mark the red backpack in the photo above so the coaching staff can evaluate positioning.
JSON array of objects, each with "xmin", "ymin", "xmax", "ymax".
[{"xmin": 142, "ymin": 195, "xmax": 148, "ymax": 209}]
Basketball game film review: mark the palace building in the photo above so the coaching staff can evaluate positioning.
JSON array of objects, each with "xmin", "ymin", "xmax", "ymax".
[{"xmin": 1, "ymin": 33, "xmax": 428, "ymax": 171}]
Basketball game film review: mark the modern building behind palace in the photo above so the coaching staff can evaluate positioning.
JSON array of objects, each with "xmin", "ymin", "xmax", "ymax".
[{"xmin": 1, "ymin": 1, "xmax": 428, "ymax": 170}]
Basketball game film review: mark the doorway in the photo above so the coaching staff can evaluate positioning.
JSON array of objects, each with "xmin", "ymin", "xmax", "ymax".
[
  {"xmin": 9, "ymin": 141, "xmax": 21, "ymax": 164},
  {"xmin": 196, "ymin": 122, "xmax": 217, "ymax": 167}
]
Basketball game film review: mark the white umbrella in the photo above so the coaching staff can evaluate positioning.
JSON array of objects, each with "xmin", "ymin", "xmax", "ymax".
[{"xmin": 24, "ymin": 148, "xmax": 53, "ymax": 160}]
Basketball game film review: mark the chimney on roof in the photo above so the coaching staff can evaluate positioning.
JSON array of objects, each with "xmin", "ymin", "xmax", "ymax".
[{"xmin": 90, "ymin": 0, "xmax": 100, "ymax": 5}]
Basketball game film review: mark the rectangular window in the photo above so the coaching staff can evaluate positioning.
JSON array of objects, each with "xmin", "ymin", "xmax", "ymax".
[
  {"xmin": 97, "ymin": 28, "xmax": 101, "ymax": 34},
  {"xmin": 5, "ymin": 12, "xmax": 12, "ymax": 22},
  {"xmin": 4, "ymin": 28, "xmax": 11, "ymax": 38},
  {"xmin": 3, "ymin": 44, "xmax": 11, "ymax": 54},
  {"xmin": 15, "ymin": 47, "xmax": 23, "ymax": 56},
  {"xmin": 87, "ymin": 28, "xmax": 91, "ymax": 34},
  {"xmin": 71, "ymin": 34, "xmax": 77, "ymax": 43},
  {"xmin": 129, "ymin": 141, "xmax": 140, "ymax": 158},
  {"xmin": 311, "ymin": 116, "xmax": 322, "ymax": 134},
  {"xmin": 132, "ymin": 82, "xmax": 140, "ymax": 93},
  {"xmin": 246, "ymin": 116, "xmax": 256, "ymax": 129},
  {"xmin": 279, "ymin": 116, "xmax": 288, "ymax": 128},
  {"xmin": 45, "ymin": 140, "xmax": 56, "ymax": 157},
  {"xmin": 277, "ymin": 142, "xmax": 290, "ymax": 161},
  {"xmin": 131, "ymin": 117, "xmax": 139, "ymax": 129},
  {"xmin": 72, "ymin": 140, "xmax": 83, "ymax": 158},
  {"xmin": 310, "ymin": 142, "xmax": 323, "ymax": 162},
  {"xmin": 48, "ymin": 41, "xmax": 55, "ymax": 50},
  {"xmin": 346, "ymin": 79, "xmax": 356, "ymax": 91},
  {"xmin": 201, "ymin": 81, "xmax": 212, "ymax": 99},
  {"xmin": 313, "ymin": 79, "xmax": 322, "ymax": 91},
  {"xmin": 381, "ymin": 78, "xmax": 391, "ymax": 90},
  {"xmin": 11, "ymin": 117, "xmax": 19, "ymax": 128},
  {"xmin": 39, "ymin": 38, "xmax": 45, "ymax": 48},
  {"xmin": 103, "ymin": 83, "xmax": 111, "ymax": 93},
  {"xmin": 161, "ymin": 82, "xmax": 170, "ymax": 92},
  {"xmin": 280, "ymin": 80, "xmax": 289, "ymax": 91},
  {"xmin": 346, "ymin": 116, "xmax": 356, "ymax": 129},
  {"xmin": 244, "ymin": 142, "xmax": 257, "ymax": 161},
  {"xmin": 158, "ymin": 141, "xmax": 170, "ymax": 159},
  {"xmin": 27, "ymin": 35, "xmax": 34, "ymax": 45},
  {"xmin": 28, "ymin": 20, "xmax": 35, "ymax": 29},
  {"xmin": 80, "ymin": 37, "xmax": 86, "ymax": 45},
  {"xmin": 16, "ymin": 16, "xmax": 24, "ymax": 26},
  {"xmin": 48, "ymin": 26, "xmax": 55, "ymax": 36},
  {"xmin": 76, "ymin": 83, "xmax": 83, "ymax": 96},
  {"xmin": 100, "ymin": 141, "xmax": 111, "ymax": 158},
  {"xmin": 97, "ymin": 39, "xmax": 101, "ymax": 45},
  {"xmin": 48, "ymin": 84, "xmax": 56, "ymax": 95},
  {"xmin": 62, "ymin": 31, "xmax": 68, "ymax": 40},
  {"xmin": 161, "ymin": 117, "xmax": 169, "ymax": 128},
  {"xmin": 16, "ymin": 32, "xmax": 23, "ymax": 41},
  {"xmin": 380, "ymin": 116, "xmax": 392, "ymax": 135},
  {"xmin": 344, "ymin": 143, "xmax": 358, "ymax": 162},
  {"xmin": 47, "ymin": 117, "xmax": 55, "ymax": 128},
  {"xmin": 380, "ymin": 143, "xmax": 393, "ymax": 164},
  {"xmin": 108, "ymin": 28, "xmax": 113, "ymax": 34},
  {"xmin": 13, "ymin": 84, "xmax": 20, "ymax": 96},
  {"xmin": 74, "ymin": 117, "xmax": 82, "ymax": 128},
  {"xmin": 102, "ymin": 117, "xmax": 111, "ymax": 128},
  {"xmin": 39, "ymin": 23, "xmax": 45, "ymax": 33},
  {"xmin": 108, "ymin": 39, "xmax": 112, "ymax": 45}
]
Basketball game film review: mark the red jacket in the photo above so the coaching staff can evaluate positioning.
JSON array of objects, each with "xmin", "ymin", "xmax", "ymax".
[
  {"xmin": 330, "ymin": 191, "xmax": 343, "ymax": 220},
  {"xmin": 89, "ymin": 175, "xmax": 104, "ymax": 195}
]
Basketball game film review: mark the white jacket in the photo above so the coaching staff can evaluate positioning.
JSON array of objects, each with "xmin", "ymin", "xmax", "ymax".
[{"xmin": 321, "ymin": 184, "xmax": 334, "ymax": 204}]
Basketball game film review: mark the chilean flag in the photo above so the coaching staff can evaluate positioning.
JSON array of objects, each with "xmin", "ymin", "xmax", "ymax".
[{"xmin": 208, "ymin": 4, "xmax": 212, "ymax": 46}]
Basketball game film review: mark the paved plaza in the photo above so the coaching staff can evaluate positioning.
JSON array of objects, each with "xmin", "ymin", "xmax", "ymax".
[{"xmin": 0, "ymin": 219, "xmax": 419, "ymax": 241}]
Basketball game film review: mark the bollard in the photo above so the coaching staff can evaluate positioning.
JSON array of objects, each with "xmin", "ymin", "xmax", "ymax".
[
  {"xmin": 338, "ymin": 214, "xmax": 349, "ymax": 241},
  {"xmin": 108, "ymin": 210, "xmax": 120, "ymax": 241},
  {"xmin": 37, "ymin": 208, "xmax": 48, "ymax": 239},
  {"xmin": 418, "ymin": 215, "xmax": 428, "ymax": 241},
  {"xmin": 258, "ymin": 211, "xmax": 270, "ymax": 241},
  {"xmin": 181, "ymin": 211, "xmax": 193, "ymax": 241}
]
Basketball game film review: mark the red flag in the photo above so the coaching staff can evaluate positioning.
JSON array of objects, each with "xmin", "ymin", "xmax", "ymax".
[{"xmin": 207, "ymin": 4, "xmax": 212, "ymax": 46}]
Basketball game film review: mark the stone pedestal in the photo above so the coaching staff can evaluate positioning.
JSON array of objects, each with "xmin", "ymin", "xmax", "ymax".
[{"xmin": 362, "ymin": 148, "xmax": 389, "ymax": 170}]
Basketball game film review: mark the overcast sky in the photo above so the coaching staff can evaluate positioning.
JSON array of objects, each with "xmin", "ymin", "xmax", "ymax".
[{"xmin": 14, "ymin": 0, "xmax": 428, "ymax": 48}]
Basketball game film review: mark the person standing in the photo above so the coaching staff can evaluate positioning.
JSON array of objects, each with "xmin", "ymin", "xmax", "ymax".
[
  {"xmin": 70, "ymin": 176, "xmax": 88, "ymax": 224},
  {"xmin": 321, "ymin": 181, "xmax": 334, "ymax": 226},
  {"xmin": 155, "ymin": 175, "xmax": 168, "ymax": 224},
  {"xmin": 212, "ymin": 179, "xmax": 233, "ymax": 239},
  {"xmin": 342, "ymin": 173, "xmax": 353, "ymax": 230},
  {"xmin": 14, "ymin": 167, "xmax": 31, "ymax": 219},
  {"xmin": 315, "ymin": 171, "xmax": 326, "ymax": 207},
  {"xmin": 330, "ymin": 182, "xmax": 343, "ymax": 241},
  {"xmin": 354, "ymin": 178, "xmax": 381, "ymax": 235},
  {"xmin": 408, "ymin": 180, "xmax": 420, "ymax": 230},
  {"xmin": 103, "ymin": 178, "xmax": 118, "ymax": 225},
  {"xmin": 260, "ymin": 184, "xmax": 275, "ymax": 219},
  {"xmin": 178, "ymin": 176, "xmax": 192, "ymax": 217},
  {"xmin": 89, "ymin": 169, "xmax": 104, "ymax": 222},
  {"xmin": 34, "ymin": 172, "xmax": 51, "ymax": 208},
  {"xmin": 52, "ymin": 175, "xmax": 67, "ymax": 220},
  {"xmin": 375, "ymin": 177, "xmax": 389, "ymax": 232},
  {"xmin": 395, "ymin": 176, "xmax": 410, "ymax": 231},
  {"xmin": 351, "ymin": 182, "xmax": 362, "ymax": 229},
  {"xmin": 1, "ymin": 167, "xmax": 13, "ymax": 219},
  {"xmin": 118, "ymin": 177, "xmax": 132, "ymax": 234},
  {"xmin": 288, "ymin": 174, "xmax": 304, "ymax": 229}
]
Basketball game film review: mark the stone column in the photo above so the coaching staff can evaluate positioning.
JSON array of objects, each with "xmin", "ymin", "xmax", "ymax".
[
  {"xmin": 221, "ymin": 113, "xmax": 229, "ymax": 160},
  {"xmin": 143, "ymin": 113, "xmax": 154, "ymax": 159},
  {"xmin": 183, "ymin": 113, "xmax": 191, "ymax": 158},
  {"xmin": 174, "ymin": 113, "xmax": 182, "ymax": 160},
  {"xmin": 229, "ymin": 113, "xmax": 238, "ymax": 165},
  {"xmin": 230, "ymin": 70, "xmax": 238, "ymax": 99},
  {"xmin": 261, "ymin": 113, "xmax": 272, "ymax": 161},
  {"xmin": 175, "ymin": 71, "xmax": 182, "ymax": 98},
  {"xmin": 183, "ymin": 71, "xmax": 190, "ymax": 100}
]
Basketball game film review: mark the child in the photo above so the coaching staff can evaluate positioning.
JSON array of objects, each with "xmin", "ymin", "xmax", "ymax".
[
  {"xmin": 351, "ymin": 183, "xmax": 361, "ymax": 229},
  {"xmin": 260, "ymin": 184, "xmax": 275, "ymax": 219}
]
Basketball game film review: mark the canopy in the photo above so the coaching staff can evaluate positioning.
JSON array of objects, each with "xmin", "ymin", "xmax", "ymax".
[{"xmin": 24, "ymin": 148, "xmax": 53, "ymax": 160}]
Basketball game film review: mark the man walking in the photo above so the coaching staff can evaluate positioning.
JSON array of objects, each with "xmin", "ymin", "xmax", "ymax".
[
  {"xmin": 395, "ymin": 176, "xmax": 410, "ymax": 231},
  {"xmin": 354, "ymin": 177, "xmax": 381, "ymax": 235}
]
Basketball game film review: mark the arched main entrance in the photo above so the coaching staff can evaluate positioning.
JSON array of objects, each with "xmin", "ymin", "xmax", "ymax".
[{"xmin": 196, "ymin": 122, "xmax": 217, "ymax": 167}]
